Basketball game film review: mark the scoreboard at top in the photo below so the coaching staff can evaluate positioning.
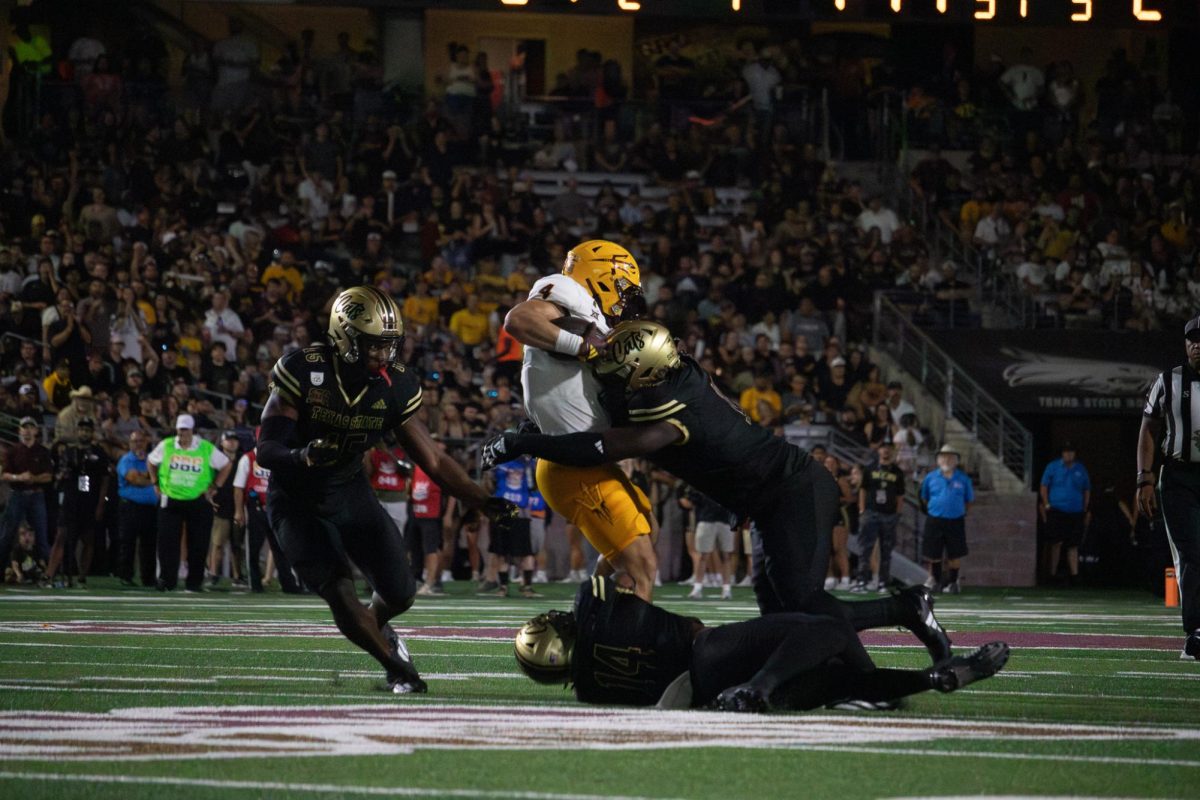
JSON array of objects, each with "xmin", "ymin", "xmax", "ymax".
[{"xmin": 496, "ymin": 0, "xmax": 1189, "ymax": 26}]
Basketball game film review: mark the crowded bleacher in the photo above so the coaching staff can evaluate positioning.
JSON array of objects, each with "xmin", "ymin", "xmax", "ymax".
[{"xmin": 0, "ymin": 4, "xmax": 1192, "ymax": 595}]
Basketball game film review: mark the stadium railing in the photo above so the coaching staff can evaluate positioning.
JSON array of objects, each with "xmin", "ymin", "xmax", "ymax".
[{"xmin": 872, "ymin": 291, "xmax": 1034, "ymax": 490}]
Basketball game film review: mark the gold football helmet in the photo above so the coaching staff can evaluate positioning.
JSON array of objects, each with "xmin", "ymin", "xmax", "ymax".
[
  {"xmin": 595, "ymin": 320, "xmax": 680, "ymax": 390},
  {"xmin": 327, "ymin": 286, "xmax": 405, "ymax": 368},
  {"xmin": 514, "ymin": 610, "xmax": 576, "ymax": 685},
  {"xmin": 563, "ymin": 240, "xmax": 644, "ymax": 322}
]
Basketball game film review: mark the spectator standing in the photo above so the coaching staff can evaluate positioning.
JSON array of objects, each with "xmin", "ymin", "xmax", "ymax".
[
  {"xmin": 366, "ymin": 439, "xmax": 412, "ymax": 560},
  {"xmin": 44, "ymin": 418, "xmax": 109, "ymax": 587},
  {"xmin": 0, "ymin": 417, "xmax": 53, "ymax": 561},
  {"xmin": 1039, "ymin": 441, "xmax": 1091, "ymax": 586},
  {"xmin": 856, "ymin": 196, "xmax": 901, "ymax": 245},
  {"xmin": 885, "ymin": 380, "xmax": 917, "ymax": 425},
  {"xmin": 232, "ymin": 439, "xmax": 300, "ymax": 594},
  {"xmin": 211, "ymin": 18, "xmax": 260, "ymax": 113},
  {"xmin": 206, "ymin": 431, "xmax": 245, "ymax": 588},
  {"xmin": 919, "ymin": 444, "xmax": 974, "ymax": 594},
  {"xmin": 742, "ymin": 46, "xmax": 781, "ymax": 148},
  {"xmin": 410, "ymin": 455, "xmax": 448, "ymax": 596},
  {"xmin": 147, "ymin": 414, "xmax": 232, "ymax": 592},
  {"xmin": 686, "ymin": 487, "xmax": 739, "ymax": 600},
  {"xmin": 856, "ymin": 441, "xmax": 906, "ymax": 592},
  {"xmin": 116, "ymin": 430, "xmax": 158, "ymax": 587},
  {"xmin": 203, "ymin": 290, "xmax": 245, "ymax": 357}
]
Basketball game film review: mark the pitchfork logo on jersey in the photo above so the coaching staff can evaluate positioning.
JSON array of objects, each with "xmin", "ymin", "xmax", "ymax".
[{"xmin": 1001, "ymin": 348, "xmax": 1159, "ymax": 396}]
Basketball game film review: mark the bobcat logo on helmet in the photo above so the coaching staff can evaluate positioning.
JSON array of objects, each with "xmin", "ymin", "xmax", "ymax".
[
  {"xmin": 327, "ymin": 286, "xmax": 405, "ymax": 370},
  {"xmin": 596, "ymin": 321, "xmax": 680, "ymax": 391},
  {"xmin": 563, "ymin": 240, "xmax": 645, "ymax": 323}
]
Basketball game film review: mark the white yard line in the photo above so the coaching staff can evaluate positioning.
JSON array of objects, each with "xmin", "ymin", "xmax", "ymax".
[
  {"xmin": 0, "ymin": 771, "xmax": 680, "ymax": 800},
  {"xmin": 796, "ymin": 743, "xmax": 1200, "ymax": 769}
]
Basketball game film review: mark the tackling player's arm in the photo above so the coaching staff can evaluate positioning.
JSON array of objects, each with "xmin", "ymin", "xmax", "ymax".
[
  {"xmin": 482, "ymin": 423, "xmax": 683, "ymax": 471},
  {"xmin": 393, "ymin": 414, "xmax": 513, "ymax": 522},
  {"xmin": 505, "ymin": 298, "xmax": 592, "ymax": 357}
]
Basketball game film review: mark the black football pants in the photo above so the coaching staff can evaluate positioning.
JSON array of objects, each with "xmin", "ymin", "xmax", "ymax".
[
  {"xmin": 156, "ymin": 497, "xmax": 213, "ymax": 592},
  {"xmin": 751, "ymin": 458, "xmax": 911, "ymax": 634},
  {"xmin": 117, "ymin": 501, "xmax": 158, "ymax": 585},
  {"xmin": 689, "ymin": 613, "xmax": 930, "ymax": 709},
  {"xmin": 1159, "ymin": 462, "xmax": 1200, "ymax": 634}
]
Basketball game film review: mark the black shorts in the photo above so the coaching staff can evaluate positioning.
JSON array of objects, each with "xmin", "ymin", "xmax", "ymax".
[
  {"xmin": 922, "ymin": 516, "xmax": 968, "ymax": 560},
  {"xmin": 411, "ymin": 517, "xmax": 444, "ymax": 557},
  {"xmin": 267, "ymin": 475, "xmax": 414, "ymax": 606},
  {"xmin": 1045, "ymin": 509, "xmax": 1084, "ymax": 546},
  {"xmin": 489, "ymin": 517, "xmax": 534, "ymax": 558}
]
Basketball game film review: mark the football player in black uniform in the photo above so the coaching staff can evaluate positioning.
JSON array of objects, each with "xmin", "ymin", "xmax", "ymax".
[
  {"xmin": 257, "ymin": 286, "xmax": 518, "ymax": 694},
  {"xmin": 515, "ymin": 575, "xmax": 1009, "ymax": 711},
  {"xmin": 483, "ymin": 321, "xmax": 952, "ymax": 663}
]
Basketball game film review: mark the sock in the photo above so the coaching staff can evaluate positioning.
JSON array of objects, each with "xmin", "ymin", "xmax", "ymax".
[
  {"xmin": 931, "ymin": 562, "xmax": 943, "ymax": 584},
  {"xmin": 947, "ymin": 567, "xmax": 959, "ymax": 584},
  {"xmin": 837, "ymin": 594, "xmax": 905, "ymax": 631},
  {"xmin": 523, "ymin": 569, "xmax": 533, "ymax": 588},
  {"xmin": 498, "ymin": 572, "xmax": 509, "ymax": 587}
]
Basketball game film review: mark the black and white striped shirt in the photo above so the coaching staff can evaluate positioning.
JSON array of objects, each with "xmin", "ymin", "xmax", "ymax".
[{"xmin": 1145, "ymin": 366, "xmax": 1200, "ymax": 462}]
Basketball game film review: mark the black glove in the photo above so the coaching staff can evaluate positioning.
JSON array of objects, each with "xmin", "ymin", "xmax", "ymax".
[
  {"xmin": 481, "ymin": 496, "xmax": 520, "ymax": 527},
  {"xmin": 299, "ymin": 438, "xmax": 340, "ymax": 467},
  {"xmin": 480, "ymin": 431, "xmax": 518, "ymax": 471}
]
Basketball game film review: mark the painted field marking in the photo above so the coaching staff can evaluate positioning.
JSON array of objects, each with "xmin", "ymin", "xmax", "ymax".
[
  {"xmin": 1, "ymin": 704, "xmax": 1197, "ymax": 764},
  {"xmin": 0, "ymin": 771, "xmax": 679, "ymax": 800}
]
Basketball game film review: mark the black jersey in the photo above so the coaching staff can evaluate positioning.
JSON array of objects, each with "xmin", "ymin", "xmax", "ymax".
[
  {"xmin": 55, "ymin": 442, "xmax": 110, "ymax": 508},
  {"xmin": 269, "ymin": 343, "xmax": 422, "ymax": 490},
  {"xmin": 862, "ymin": 462, "xmax": 906, "ymax": 513},
  {"xmin": 617, "ymin": 356, "xmax": 807, "ymax": 516},
  {"xmin": 571, "ymin": 576, "xmax": 697, "ymax": 707}
]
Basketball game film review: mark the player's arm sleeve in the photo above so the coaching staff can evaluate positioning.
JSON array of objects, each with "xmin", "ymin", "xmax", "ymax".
[
  {"xmin": 627, "ymin": 386, "xmax": 690, "ymax": 445},
  {"xmin": 270, "ymin": 354, "xmax": 304, "ymax": 402},
  {"xmin": 392, "ymin": 376, "xmax": 423, "ymax": 427},
  {"xmin": 1143, "ymin": 373, "xmax": 1164, "ymax": 419},
  {"xmin": 509, "ymin": 424, "xmax": 682, "ymax": 467}
]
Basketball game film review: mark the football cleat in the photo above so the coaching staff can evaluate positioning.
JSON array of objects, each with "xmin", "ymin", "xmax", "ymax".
[
  {"xmin": 1183, "ymin": 631, "xmax": 1200, "ymax": 661},
  {"xmin": 381, "ymin": 623, "xmax": 424, "ymax": 690},
  {"xmin": 712, "ymin": 683, "xmax": 769, "ymax": 713},
  {"xmin": 387, "ymin": 675, "xmax": 428, "ymax": 694},
  {"xmin": 895, "ymin": 585, "xmax": 954, "ymax": 664},
  {"xmin": 931, "ymin": 641, "xmax": 1010, "ymax": 693}
]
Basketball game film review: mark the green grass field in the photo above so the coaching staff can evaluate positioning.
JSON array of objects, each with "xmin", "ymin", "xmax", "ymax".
[{"xmin": 0, "ymin": 579, "xmax": 1195, "ymax": 799}]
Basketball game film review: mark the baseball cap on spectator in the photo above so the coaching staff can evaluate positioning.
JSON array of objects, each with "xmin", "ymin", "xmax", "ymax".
[
  {"xmin": 69, "ymin": 386, "xmax": 93, "ymax": 399},
  {"xmin": 887, "ymin": 380, "xmax": 904, "ymax": 390},
  {"xmin": 382, "ymin": 170, "xmax": 397, "ymax": 180},
  {"xmin": 18, "ymin": 384, "xmax": 35, "ymax": 396},
  {"xmin": 1061, "ymin": 441, "xmax": 1076, "ymax": 452},
  {"xmin": 314, "ymin": 260, "xmax": 333, "ymax": 273},
  {"xmin": 1184, "ymin": 315, "xmax": 1200, "ymax": 337},
  {"xmin": 221, "ymin": 429, "xmax": 239, "ymax": 441},
  {"xmin": 175, "ymin": 414, "xmax": 195, "ymax": 430},
  {"xmin": 830, "ymin": 357, "xmax": 847, "ymax": 368},
  {"xmin": 235, "ymin": 398, "xmax": 249, "ymax": 409},
  {"xmin": 18, "ymin": 416, "xmax": 38, "ymax": 428},
  {"xmin": 367, "ymin": 232, "xmax": 382, "ymax": 241},
  {"xmin": 685, "ymin": 170, "xmax": 702, "ymax": 180}
]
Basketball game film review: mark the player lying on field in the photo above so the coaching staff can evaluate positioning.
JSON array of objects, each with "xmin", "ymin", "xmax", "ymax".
[
  {"xmin": 484, "ymin": 321, "xmax": 954, "ymax": 664},
  {"xmin": 516, "ymin": 575, "xmax": 1009, "ymax": 712}
]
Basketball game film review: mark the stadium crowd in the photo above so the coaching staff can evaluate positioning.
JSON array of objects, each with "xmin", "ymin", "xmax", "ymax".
[{"xmin": 2, "ymin": 15, "xmax": 1183, "ymax": 595}]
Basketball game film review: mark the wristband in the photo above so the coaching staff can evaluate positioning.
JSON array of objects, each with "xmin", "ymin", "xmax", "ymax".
[{"xmin": 553, "ymin": 328, "xmax": 585, "ymax": 357}]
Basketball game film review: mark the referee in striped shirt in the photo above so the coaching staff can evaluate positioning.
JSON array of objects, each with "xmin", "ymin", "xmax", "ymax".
[{"xmin": 1139, "ymin": 315, "xmax": 1200, "ymax": 660}]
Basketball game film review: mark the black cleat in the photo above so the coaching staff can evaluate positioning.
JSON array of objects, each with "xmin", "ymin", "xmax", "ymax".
[
  {"xmin": 931, "ymin": 641, "xmax": 1010, "ymax": 693},
  {"xmin": 1184, "ymin": 632, "xmax": 1200, "ymax": 661},
  {"xmin": 896, "ymin": 585, "xmax": 954, "ymax": 664},
  {"xmin": 712, "ymin": 683, "xmax": 769, "ymax": 713},
  {"xmin": 381, "ymin": 622, "xmax": 425, "ymax": 692}
]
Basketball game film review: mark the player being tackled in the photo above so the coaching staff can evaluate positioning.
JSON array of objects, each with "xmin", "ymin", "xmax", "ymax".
[{"xmin": 257, "ymin": 286, "xmax": 518, "ymax": 694}]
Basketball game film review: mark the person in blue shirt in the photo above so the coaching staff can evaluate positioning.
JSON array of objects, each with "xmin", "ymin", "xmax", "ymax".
[
  {"xmin": 1039, "ymin": 441, "xmax": 1091, "ymax": 587},
  {"xmin": 919, "ymin": 444, "xmax": 975, "ymax": 594},
  {"xmin": 485, "ymin": 456, "xmax": 541, "ymax": 599},
  {"xmin": 115, "ymin": 430, "xmax": 159, "ymax": 587}
]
